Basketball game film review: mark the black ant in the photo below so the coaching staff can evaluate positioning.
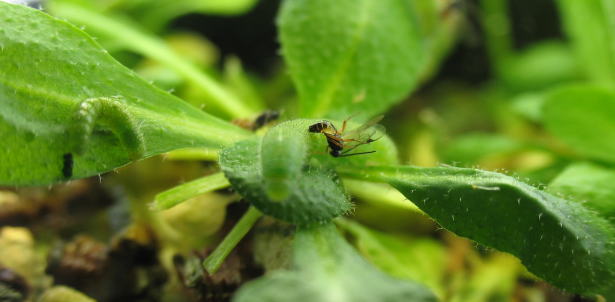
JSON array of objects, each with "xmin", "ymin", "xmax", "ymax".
[
  {"xmin": 233, "ymin": 110, "xmax": 280, "ymax": 131},
  {"xmin": 308, "ymin": 115, "xmax": 384, "ymax": 157}
]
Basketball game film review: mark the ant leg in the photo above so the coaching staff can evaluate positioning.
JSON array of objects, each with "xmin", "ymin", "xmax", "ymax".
[
  {"xmin": 339, "ymin": 113, "xmax": 359, "ymax": 134},
  {"xmin": 340, "ymin": 119, "xmax": 348, "ymax": 134},
  {"xmin": 338, "ymin": 150, "xmax": 376, "ymax": 157}
]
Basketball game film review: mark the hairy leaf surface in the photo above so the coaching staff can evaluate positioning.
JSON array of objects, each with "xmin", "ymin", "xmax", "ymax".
[
  {"xmin": 0, "ymin": 3, "xmax": 249, "ymax": 185},
  {"xmin": 338, "ymin": 165, "xmax": 615, "ymax": 298},
  {"xmin": 219, "ymin": 134, "xmax": 350, "ymax": 225},
  {"xmin": 219, "ymin": 119, "xmax": 396, "ymax": 225}
]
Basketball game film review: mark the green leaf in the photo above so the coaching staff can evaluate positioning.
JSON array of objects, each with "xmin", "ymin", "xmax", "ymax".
[
  {"xmin": 219, "ymin": 118, "xmax": 397, "ymax": 225},
  {"xmin": 278, "ymin": 0, "xmax": 455, "ymax": 119},
  {"xmin": 543, "ymin": 85, "xmax": 615, "ymax": 164},
  {"xmin": 501, "ymin": 41, "xmax": 580, "ymax": 90},
  {"xmin": 481, "ymin": 0, "xmax": 579, "ymax": 90},
  {"xmin": 511, "ymin": 92, "xmax": 546, "ymax": 122},
  {"xmin": 338, "ymin": 219, "xmax": 447, "ymax": 299},
  {"xmin": 260, "ymin": 120, "xmax": 312, "ymax": 201},
  {"xmin": 233, "ymin": 223, "xmax": 437, "ymax": 302},
  {"xmin": 338, "ymin": 165, "xmax": 615, "ymax": 298},
  {"xmin": 49, "ymin": 2, "xmax": 261, "ymax": 119},
  {"xmin": 549, "ymin": 162, "xmax": 615, "ymax": 223},
  {"xmin": 557, "ymin": 0, "xmax": 615, "ymax": 84},
  {"xmin": 219, "ymin": 120, "xmax": 350, "ymax": 225},
  {"xmin": 0, "ymin": 3, "xmax": 250, "ymax": 185}
]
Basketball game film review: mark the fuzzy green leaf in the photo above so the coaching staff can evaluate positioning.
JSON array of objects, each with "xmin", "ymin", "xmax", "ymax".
[
  {"xmin": 338, "ymin": 165, "xmax": 615, "ymax": 299},
  {"xmin": 219, "ymin": 120, "xmax": 349, "ymax": 225},
  {"xmin": 543, "ymin": 85, "xmax": 615, "ymax": 164},
  {"xmin": 0, "ymin": 3, "xmax": 249, "ymax": 185},
  {"xmin": 549, "ymin": 162, "xmax": 615, "ymax": 223},
  {"xmin": 233, "ymin": 224, "xmax": 437, "ymax": 302},
  {"xmin": 278, "ymin": 0, "xmax": 456, "ymax": 119},
  {"xmin": 219, "ymin": 119, "xmax": 396, "ymax": 225},
  {"xmin": 557, "ymin": 0, "xmax": 615, "ymax": 84}
]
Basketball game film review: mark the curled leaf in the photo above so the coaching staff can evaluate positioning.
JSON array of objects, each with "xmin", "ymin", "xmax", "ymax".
[
  {"xmin": 219, "ymin": 120, "xmax": 350, "ymax": 225},
  {"xmin": 0, "ymin": 3, "xmax": 249, "ymax": 185},
  {"xmin": 220, "ymin": 118, "xmax": 397, "ymax": 225}
]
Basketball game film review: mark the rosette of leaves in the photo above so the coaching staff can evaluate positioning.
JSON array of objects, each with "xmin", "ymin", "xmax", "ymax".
[{"xmin": 1, "ymin": 0, "xmax": 614, "ymax": 300}]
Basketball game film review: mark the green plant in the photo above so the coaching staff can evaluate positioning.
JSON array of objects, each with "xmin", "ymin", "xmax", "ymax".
[{"xmin": 1, "ymin": 0, "xmax": 614, "ymax": 301}]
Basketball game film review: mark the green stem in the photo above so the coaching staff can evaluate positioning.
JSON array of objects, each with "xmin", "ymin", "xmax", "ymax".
[
  {"xmin": 336, "ymin": 165, "xmax": 389, "ymax": 183},
  {"xmin": 152, "ymin": 172, "xmax": 230, "ymax": 210},
  {"xmin": 50, "ymin": 2, "xmax": 260, "ymax": 118},
  {"xmin": 343, "ymin": 179, "xmax": 421, "ymax": 212},
  {"xmin": 203, "ymin": 206, "xmax": 263, "ymax": 274},
  {"xmin": 164, "ymin": 147, "xmax": 220, "ymax": 161}
]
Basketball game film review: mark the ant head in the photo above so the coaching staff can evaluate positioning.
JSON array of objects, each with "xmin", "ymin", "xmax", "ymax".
[
  {"xmin": 330, "ymin": 149, "xmax": 341, "ymax": 157},
  {"xmin": 308, "ymin": 123, "xmax": 320, "ymax": 133},
  {"xmin": 308, "ymin": 121, "xmax": 332, "ymax": 133}
]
